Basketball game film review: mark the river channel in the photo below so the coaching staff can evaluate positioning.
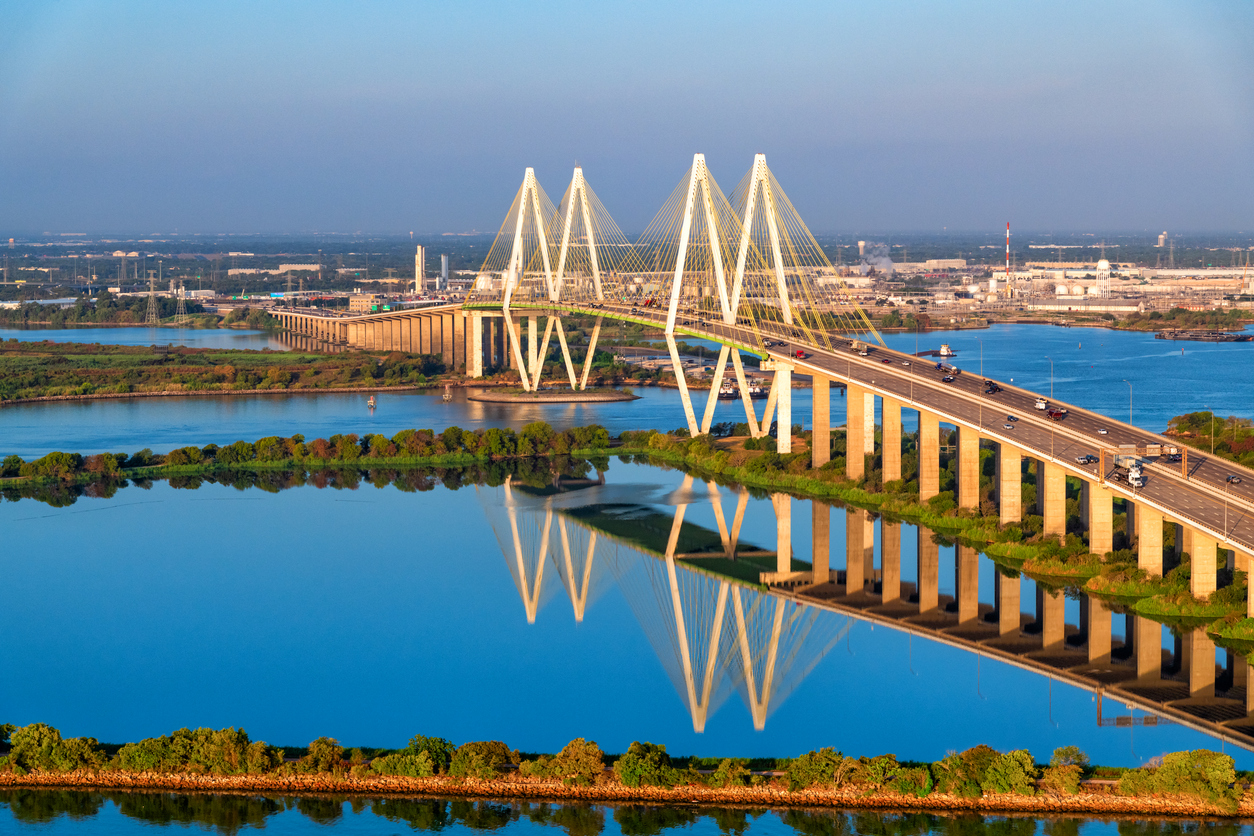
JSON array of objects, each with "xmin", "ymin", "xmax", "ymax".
[
  {"xmin": 2, "ymin": 324, "xmax": 1251, "ymax": 460},
  {"xmin": 1, "ymin": 457, "xmax": 1247, "ymax": 765},
  {"xmin": 4, "ymin": 323, "xmax": 1254, "ymax": 834}
]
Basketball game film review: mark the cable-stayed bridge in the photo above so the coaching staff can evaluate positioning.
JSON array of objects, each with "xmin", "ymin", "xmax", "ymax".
[{"xmin": 275, "ymin": 153, "xmax": 1254, "ymax": 622}]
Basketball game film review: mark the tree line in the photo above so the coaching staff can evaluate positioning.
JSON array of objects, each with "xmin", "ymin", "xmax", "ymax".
[
  {"xmin": 0, "ymin": 421, "xmax": 613, "ymax": 485},
  {"xmin": 0, "ymin": 722, "xmax": 1245, "ymax": 813}
]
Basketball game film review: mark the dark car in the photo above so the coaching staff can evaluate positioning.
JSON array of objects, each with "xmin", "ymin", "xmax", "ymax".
[
  {"xmin": 942, "ymin": 375, "xmax": 955, "ymax": 383},
  {"xmin": 1228, "ymin": 475, "xmax": 1244, "ymax": 485}
]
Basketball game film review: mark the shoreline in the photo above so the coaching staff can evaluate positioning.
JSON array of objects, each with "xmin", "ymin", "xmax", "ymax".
[
  {"xmin": 0, "ymin": 384, "xmax": 437, "ymax": 407},
  {"xmin": 0, "ymin": 771, "xmax": 1246, "ymax": 819}
]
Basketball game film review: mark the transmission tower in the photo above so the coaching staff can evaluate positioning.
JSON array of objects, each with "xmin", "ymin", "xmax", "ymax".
[
  {"xmin": 176, "ymin": 282, "xmax": 188, "ymax": 327},
  {"xmin": 145, "ymin": 269, "xmax": 159, "ymax": 325}
]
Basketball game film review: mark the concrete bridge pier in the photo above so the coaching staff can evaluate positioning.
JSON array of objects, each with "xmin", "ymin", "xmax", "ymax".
[
  {"xmin": 775, "ymin": 364, "xmax": 792, "ymax": 454},
  {"xmin": 882, "ymin": 396, "xmax": 902, "ymax": 483},
  {"xmin": 998, "ymin": 443, "xmax": 1022, "ymax": 525},
  {"xmin": 918, "ymin": 409, "xmax": 940, "ymax": 501},
  {"xmin": 468, "ymin": 313, "xmax": 484, "ymax": 377},
  {"xmin": 846, "ymin": 383, "xmax": 867, "ymax": 479},
  {"xmin": 812, "ymin": 376, "xmax": 830, "ymax": 469},
  {"xmin": 1138, "ymin": 505, "xmax": 1163, "ymax": 576},
  {"xmin": 1088, "ymin": 483, "xmax": 1114, "ymax": 556},
  {"xmin": 1190, "ymin": 528, "xmax": 1219, "ymax": 598},
  {"xmin": 957, "ymin": 425, "xmax": 980, "ymax": 510},
  {"xmin": 1042, "ymin": 462, "xmax": 1067, "ymax": 538}
]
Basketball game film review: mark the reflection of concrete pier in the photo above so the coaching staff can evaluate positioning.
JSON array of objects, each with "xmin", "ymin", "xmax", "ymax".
[
  {"xmin": 779, "ymin": 499, "xmax": 1254, "ymax": 751},
  {"xmin": 481, "ymin": 471, "xmax": 1254, "ymax": 747}
]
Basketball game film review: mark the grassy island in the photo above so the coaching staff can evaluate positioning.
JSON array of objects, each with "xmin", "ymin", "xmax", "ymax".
[
  {"xmin": 0, "ymin": 340, "xmax": 451, "ymax": 402},
  {"xmin": 0, "ymin": 722, "xmax": 1251, "ymax": 818}
]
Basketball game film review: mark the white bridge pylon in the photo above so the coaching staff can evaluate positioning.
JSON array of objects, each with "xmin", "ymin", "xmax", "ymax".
[{"xmin": 471, "ymin": 155, "xmax": 884, "ymax": 435}]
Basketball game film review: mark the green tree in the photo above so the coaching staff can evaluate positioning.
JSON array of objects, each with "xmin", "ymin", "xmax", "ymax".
[
  {"xmin": 302, "ymin": 737, "xmax": 345, "ymax": 774},
  {"xmin": 8, "ymin": 723, "xmax": 105, "ymax": 773}
]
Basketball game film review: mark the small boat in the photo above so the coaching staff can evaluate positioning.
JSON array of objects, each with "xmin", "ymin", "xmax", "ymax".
[
  {"xmin": 717, "ymin": 383, "xmax": 738, "ymax": 400},
  {"xmin": 367, "ymin": 395, "xmax": 376, "ymax": 410},
  {"xmin": 748, "ymin": 385, "xmax": 768, "ymax": 400},
  {"xmin": 443, "ymin": 384, "xmax": 453, "ymax": 402}
]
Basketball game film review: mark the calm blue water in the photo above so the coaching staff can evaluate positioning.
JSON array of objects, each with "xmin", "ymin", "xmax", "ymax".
[
  {"xmin": 6, "ymin": 793, "xmax": 1236, "ymax": 835},
  {"xmin": 0, "ymin": 460, "xmax": 1238, "ymax": 769},
  {"xmin": 1, "ymin": 324, "xmax": 1249, "ymax": 460},
  {"xmin": 0, "ymin": 325, "xmax": 284, "ymax": 349},
  {"xmin": 880, "ymin": 323, "xmax": 1254, "ymax": 429}
]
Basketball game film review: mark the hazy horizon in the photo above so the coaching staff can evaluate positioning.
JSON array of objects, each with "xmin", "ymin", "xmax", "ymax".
[{"xmin": 3, "ymin": 1, "xmax": 1251, "ymax": 236}]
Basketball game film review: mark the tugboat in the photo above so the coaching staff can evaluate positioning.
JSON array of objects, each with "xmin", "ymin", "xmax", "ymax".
[
  {"xmin": 367, "ymin": 395, "xmax": 377, "ymax": 410},
  {"xmin": 748, "ymin": 384, "xmax": 768, "ymax": 400},
  {"xmin": 938, "ymin": 343, "xmax": 957, "ymax": 357},
  {"xmin": 443, "ymin": 384, "xmax": 453, "ymax": 402},
  {"xmin": 717, "ymin": 383, "xmax": 738, "ymax": 400}
]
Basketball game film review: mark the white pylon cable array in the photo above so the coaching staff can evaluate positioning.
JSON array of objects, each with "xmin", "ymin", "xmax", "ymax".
[
  {"xmin": 470, "ymin": 157, "xmax": 884, "ymax": 406},
  {"xmin": 729, "ymin": 155, "xmax": 883, "ymax": 348}
]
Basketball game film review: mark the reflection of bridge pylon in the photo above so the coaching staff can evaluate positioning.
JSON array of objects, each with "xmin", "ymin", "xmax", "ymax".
[
  {"xmin": 556, "ymin": 516, "xmax": 597, "ymax": 622},
  {"xmin": 612, "ymin": 475, "xmax": 849, "ymax": 732},
  {"xmin": 500, "ymin": 476, "xmax": 553, "ymax": 624},
  {"xmin": 484, "ymin": 476, "xmax": 608, "ymax": 624}
]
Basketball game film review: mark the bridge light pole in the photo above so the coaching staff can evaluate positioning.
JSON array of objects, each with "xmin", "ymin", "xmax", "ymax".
[
  {"xmin": 1123, "ymin": 379, "xmax": 1132, "ymax": 425},
  {"xmin": 1045, "ymin": 356, "xmax": 1054, "ymax": 399},
  {"xmin": 975, "ymin": 337, "xmax": 983, "ymax": 378}
]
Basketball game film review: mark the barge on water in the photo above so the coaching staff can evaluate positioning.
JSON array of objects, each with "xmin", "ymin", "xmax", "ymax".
[{"xmin": 1155, "ymin": 330, "xmax": 1252, "ymax": 342}]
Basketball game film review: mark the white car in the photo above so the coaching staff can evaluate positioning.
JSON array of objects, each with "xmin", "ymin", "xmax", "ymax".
[
  {"xmin": 1098, "ymin": 428, "xmax": 1108, "ymax": 435},
  {"xmin": 1003, "ymin": 423, "xmax": 1014, "ymax": 430}
]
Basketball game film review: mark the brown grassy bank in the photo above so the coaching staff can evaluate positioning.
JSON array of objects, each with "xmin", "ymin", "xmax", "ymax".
[{"xmin": 2, "ymin": 770, "xmax": 1249, "ymax": 819}]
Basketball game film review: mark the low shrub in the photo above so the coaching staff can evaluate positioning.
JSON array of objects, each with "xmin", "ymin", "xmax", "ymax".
[
  {"xmin": 786, "ymin": 747, "xmax": 852, "ymax": 790},
  {"xmin": 449, "ymin": 741, "xmax": 517, "ymax": 780},
  {"xmin": 980, "ymin": 750, "xmax": 1037, "ymax": 795},
  {"xmin": 115, "ymin": 727, "xmax": 280, "ymax": 775},
  {"xmin": 372, "ymin": 750, "xmax": 435, "ymax": 778},
  {"xmin": 931, "ymin": 745, "xmax": 998, "ymax": 798},
  {"xmin": 613, "ymin": 741, "xmax": 681, "ymax": 788}
]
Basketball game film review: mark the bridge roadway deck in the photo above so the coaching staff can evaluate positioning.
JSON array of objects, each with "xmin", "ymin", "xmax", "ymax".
[{"xmin": 489, "ymin": 300, "xmax": 1254, "ymax": 558}]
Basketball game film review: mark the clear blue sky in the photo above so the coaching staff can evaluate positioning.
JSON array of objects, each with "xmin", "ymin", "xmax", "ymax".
[{"xmin": 1, "ymin": 0, "xmax": 1251, "ymax": 234}]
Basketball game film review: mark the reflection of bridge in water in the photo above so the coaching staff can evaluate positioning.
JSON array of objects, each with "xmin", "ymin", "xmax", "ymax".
[
  {"xmin": 481, "ymin": 472, "xmax": 1254, "ymax": 749},
  {"xmin": 481, "ymin": 474, "xmax": 849, "ymax": 732}
]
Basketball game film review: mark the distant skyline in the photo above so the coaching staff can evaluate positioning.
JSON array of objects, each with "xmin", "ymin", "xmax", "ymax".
[{"xmin": 2, "ymin": 1, "xmax": 1252, "ymax": 235}]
